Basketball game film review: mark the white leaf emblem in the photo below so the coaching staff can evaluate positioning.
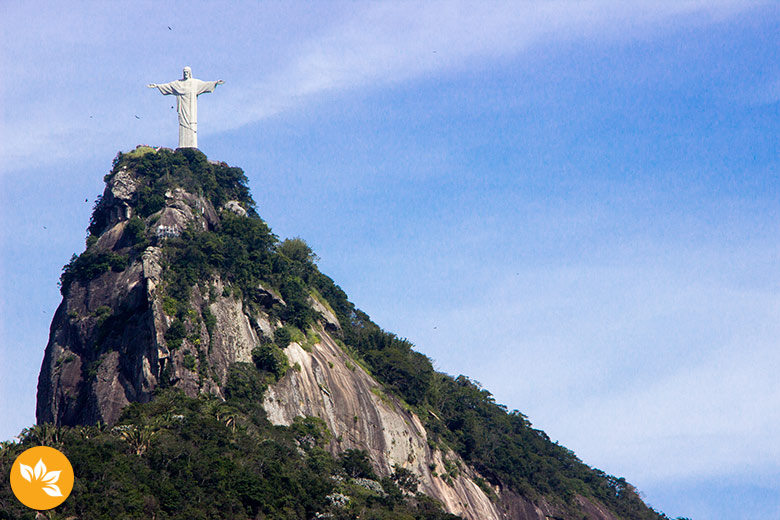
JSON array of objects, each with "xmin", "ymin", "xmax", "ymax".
[
  {"xmin": 42, "ymin": 470, "xmax": 60, "ymax": 483},
  {"xmin": 19, "ymin": 463, "xmax": 33, "ymax": 482},
  {"xmin": 34, "ymin": 459, "xmax": 46, "ymax": 480},
  {"xmin": 43, "ymin": 484, "xmax": 63, "ymax": 497},
  {"xmin": 18, "ymin": 457, "xmax": 66, "ymax": 497}
]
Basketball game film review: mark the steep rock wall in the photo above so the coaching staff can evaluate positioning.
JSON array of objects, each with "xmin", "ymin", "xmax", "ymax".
[
  {"xmin": 36, "ymin": 163, "xmax": 257, "ymax": 426},
  {"xmin": 263, "ymin": 330, "xmax": 502, "ymax": 520},
  {"xmin": 262, "ymin": 331, "xmax": 619, "ymax": 520}
]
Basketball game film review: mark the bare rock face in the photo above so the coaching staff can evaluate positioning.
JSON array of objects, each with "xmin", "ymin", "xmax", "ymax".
[
  {"xmin": 223, "ymin": 200, "xmax": 247, "ymax": 217},
  {"xmin": 36, "ymin": 252, "xmax": 155, "ymax": 426},
  {"xmin": 264, "ymin": 331, "xmax": 502, "ymax": 519},
  {"xmin": 262, "ymin": 330, "xmax": 619, "ymax": 520},
  {"xmin": 36, "ymin": 160, "xmax": 252, "ymax": 426}
]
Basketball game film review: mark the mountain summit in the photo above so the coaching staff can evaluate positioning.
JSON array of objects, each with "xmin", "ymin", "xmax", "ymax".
[{"xmin": 33, "ymin": 146, "xmax": 669, "ymax": 520}]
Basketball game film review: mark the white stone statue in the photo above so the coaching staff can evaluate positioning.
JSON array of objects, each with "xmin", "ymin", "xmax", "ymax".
[{"xmin": 148, "ymin": 67, "xmax": 224, "ymax": 148}]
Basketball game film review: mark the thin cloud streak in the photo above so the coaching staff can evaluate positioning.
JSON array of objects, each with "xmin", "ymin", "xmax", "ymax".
[
  {"xmin": 1, "ymin": 1, "xmax": 768, "ymax": 169},
  {"xmin": 212, "ymin": 0, "xmax": 766, "ymax": 132}
]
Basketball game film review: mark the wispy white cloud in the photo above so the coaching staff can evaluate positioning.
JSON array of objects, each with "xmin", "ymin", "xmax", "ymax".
[
  {"xmin": 214, "ymin": 0, "xmax": 768, "ymax": 130},
  {"xmin": 1, "ymin": 0, "xmax": 769, "ymax": 169}
]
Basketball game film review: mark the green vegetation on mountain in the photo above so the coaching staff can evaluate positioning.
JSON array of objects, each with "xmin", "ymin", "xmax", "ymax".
[
  {"xmin": 23, "ymin": 148, "xmax": 671, "ymax": 519},
  {"xmin": 0, "ymin": 390, "xmax": 459, "ymax": 520},
  {"xmin": 59, "ymin": 250, "xmax": 129, "ymax": 294}
]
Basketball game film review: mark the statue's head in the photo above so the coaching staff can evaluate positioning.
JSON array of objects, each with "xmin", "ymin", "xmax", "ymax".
[{"xmin": 182, "ymin": 67, "xmax": 192, "ymax": 80}]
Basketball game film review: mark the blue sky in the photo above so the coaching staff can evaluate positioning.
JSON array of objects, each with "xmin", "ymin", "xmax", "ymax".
[{"xmin": 1, "ymin": 2, "xmax": 778, "ymax": 518}]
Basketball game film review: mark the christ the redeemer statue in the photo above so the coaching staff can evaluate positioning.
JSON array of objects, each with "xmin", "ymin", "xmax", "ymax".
[{"xmin": 148, "ymin": 66, "xmax": 224, "ymax": 148}]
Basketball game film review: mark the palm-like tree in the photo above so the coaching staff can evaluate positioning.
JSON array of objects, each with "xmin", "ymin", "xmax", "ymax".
[
  {"xmin": 20, "ymin": 423, "xmax": 64, "ymax": 447},
  {"xmin": 119, "ymin": 425, "xmax": 157, "ymax": 456},
  {"xmin": 215, "ymin": 405, "xmax": 242, "ymax": 433}
]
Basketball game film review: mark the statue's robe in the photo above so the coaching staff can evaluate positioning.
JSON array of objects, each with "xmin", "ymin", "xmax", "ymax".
[{"xmin": 153, "ymin": 78, "xmax": 219, "ymax": 148}]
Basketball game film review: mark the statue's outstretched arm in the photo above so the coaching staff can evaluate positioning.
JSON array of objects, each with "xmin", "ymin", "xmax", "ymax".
[{"xmin": 149, "ymin": 82, "xmax": 178, "ymax": 95}]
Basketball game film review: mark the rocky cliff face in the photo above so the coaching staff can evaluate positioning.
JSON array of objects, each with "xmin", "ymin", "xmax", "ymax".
[
  {"xmin": 38, "ymin": 154, "xmax": 242, "ymax": 424},
  {"xmin": 262, "ymin": 325, "xmax": 623, "ymax": 520},
  {"xmin": 36, "ymin": 148, "xmax": 637, "ymax": 520}
]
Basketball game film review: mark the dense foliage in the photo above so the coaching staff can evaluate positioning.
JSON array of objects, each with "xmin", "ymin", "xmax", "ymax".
[
  {"xmin": 0, "ymin": 390, "xmax": 459, "ymax": 520},
  {"xmin": 59, "ymin": 251, "xmax": 128, "ymax": 295},
  {"xmin": 62, "ymin": 147, "xmax": 257, "ymax": 295},
  {"xmin": 116, "ymin": 147, "xmax": 254, "ymax": 221}
]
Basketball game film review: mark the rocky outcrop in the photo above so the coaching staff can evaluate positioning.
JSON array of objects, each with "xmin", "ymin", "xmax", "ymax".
[
  {"xmin": 36, "ymin": 250, "xmax": 155, "ymax": 426},
  {"xmin": 262, "ymin": 328, "xmax": 619, "ymax": 520},
  {"xmin": 36, "ymin": 159, "xmax": 253, "ymax": 426},
  {"xmin": 264, "ymin": 330, "xmax": 502, "ymax": 519}
]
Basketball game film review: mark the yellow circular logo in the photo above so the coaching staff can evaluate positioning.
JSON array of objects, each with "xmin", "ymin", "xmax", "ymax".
[{"xmin": 10, "ymin": 446, "xmax": 74, "ymax": 510}]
